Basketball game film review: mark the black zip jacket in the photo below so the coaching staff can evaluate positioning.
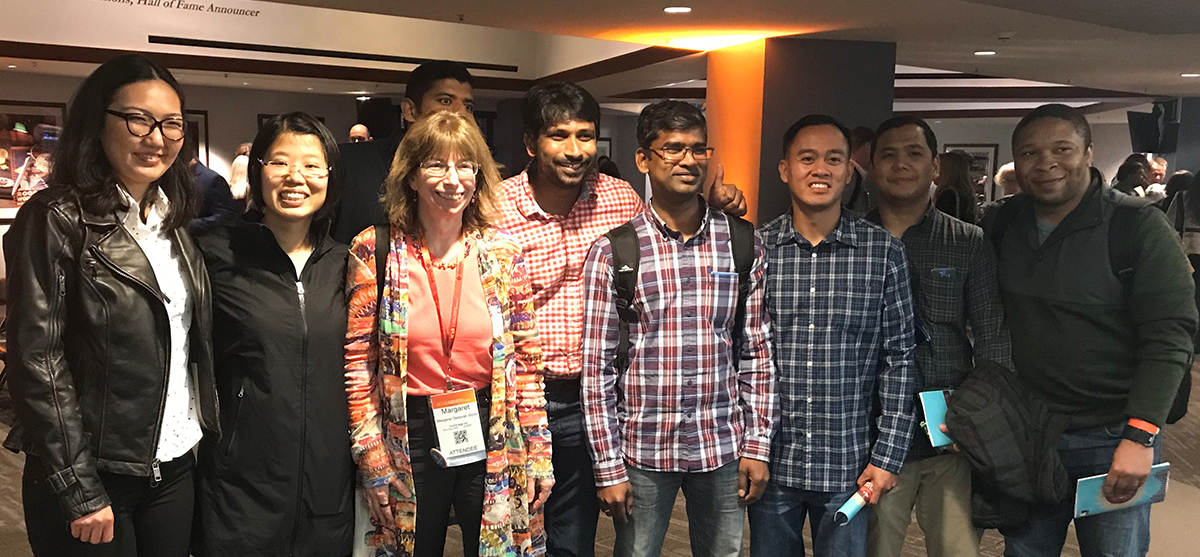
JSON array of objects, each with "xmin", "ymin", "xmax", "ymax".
[
  {"xmin": 193, "ymin": 214, "xmax": 354, "ymax": 556},
  {"xmin": 3, "ymin": 186, "xmax": 220, "ymax": 521}
]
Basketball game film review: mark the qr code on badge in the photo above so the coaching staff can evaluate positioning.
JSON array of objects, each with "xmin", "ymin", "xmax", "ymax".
[{"xmin": 454, "ymin": 430, "xmax": 469, "ymax": 444}]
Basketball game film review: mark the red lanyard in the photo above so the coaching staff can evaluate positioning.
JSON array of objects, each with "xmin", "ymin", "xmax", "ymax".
[{"xmin": 413, "ymin": 234, "xmax": 468, "ymax": 392}]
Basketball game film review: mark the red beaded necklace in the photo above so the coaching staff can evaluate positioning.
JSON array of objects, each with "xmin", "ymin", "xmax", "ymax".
[{"xmin": 411, "ymin": 234, "xmax": 472, "ymax": 270}]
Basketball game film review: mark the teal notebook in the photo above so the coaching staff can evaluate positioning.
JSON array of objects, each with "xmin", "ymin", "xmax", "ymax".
[
  {"xmin": 1074, "ymin": 462, "xmax": 1170, "ymax": 518},
  {"xmin": 918, "ymin": 390, "xmax": 954, "ymax": 448}
]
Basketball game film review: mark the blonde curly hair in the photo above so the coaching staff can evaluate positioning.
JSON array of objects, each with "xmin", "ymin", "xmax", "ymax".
[{"xmin": 382, "ymin": 111, "xmax": 500, "ymax": 235}]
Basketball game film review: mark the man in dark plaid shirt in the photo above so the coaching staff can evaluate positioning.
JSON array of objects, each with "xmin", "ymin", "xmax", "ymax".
[
  {"xmin": 748, "ymin": 115, "xmax": 918, "ymax": 557},
  {"xmin": 582, "ymin": 101, "xmax": 777, "ymax": 557},
  {"xmin": 862, "ymin": 116, "xmax": 1013, "ymax": 557}
]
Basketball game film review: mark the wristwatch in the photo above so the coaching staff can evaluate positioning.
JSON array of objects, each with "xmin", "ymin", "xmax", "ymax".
[{"xmin": 1121, "ymin": 421, "xmax": 1158, "ymax": 448}]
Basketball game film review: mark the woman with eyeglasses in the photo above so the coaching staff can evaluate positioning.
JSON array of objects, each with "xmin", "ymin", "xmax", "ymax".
[
  {"xmin": 345, "ymin": 111, "xmax": 553, "ymax": 557},
  {"xmin": 191, "ymin": 112, "xmax": 357, "ymax": 556},
  {"xmin": 5, "ymin": 54, "xmax": 218, "ymax": 557}
]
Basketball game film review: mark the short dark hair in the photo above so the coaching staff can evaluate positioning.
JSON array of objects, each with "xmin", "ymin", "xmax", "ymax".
[
  {"xmin": 247, "ymin": 112, "xmax": 344, "ymax": 245},
  {"xmin": 850, "ymin": 126, "xmax": 875, "ymax": 151},
  {"xmin": 636, "ymin": 100, "xmax": 707, "ymax": 149},
  {"xmin": 1012, "ymin": 103, "xmax": 1092, "ymax": 149},
  {"xmin": 1116, "ymin": 162, "xmax": 1145, "ymax": 181},
  {"xmin": 522, "ymin": 81, "xmax": 601, "ymax": 138},
  {"xmin": 871, "ymin": 115, "xmax": 938, "ymax": 160},
  {"xmin": 1122, "ymin": 153, "xmax": 1151, "ymax": 172},
  {"xmin": 50, "ymin": 53, "xmax": 196, "ymax": 231},
  {"xmin": 404, "ymin": 60, "xmax": 473, "ymax": 104},
  {"xmin": 782, "ymin": 114, "xmax": 851, "ymax": 156}
]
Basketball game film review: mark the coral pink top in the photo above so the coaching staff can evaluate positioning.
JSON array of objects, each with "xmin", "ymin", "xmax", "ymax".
[{"xmin": 404, "ymin": 240, "xmax": 494, "ymax": 396}]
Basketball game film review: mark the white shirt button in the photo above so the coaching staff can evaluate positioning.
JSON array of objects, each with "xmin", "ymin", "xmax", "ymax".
[
  {"xmin": 810, "ymin": 287, "xmax": 816, "ymax": 293},
  {"xmin": 811, "ymin": 253, "xmax": 817, "ymax": 259},
  {"xmin": 809, "ymin": 323, "xmax": 815, "ymax": 330},
  {"xmin": 806, "ymin": 432, "xmax": 813, "ymax": 438},
  {"xmin": 807, "ymin": 397, "xmax": 813, "ymax": 403},
  {"xmin": 807, "ymin": 361, "xmax": 812, "ymax": 367}
]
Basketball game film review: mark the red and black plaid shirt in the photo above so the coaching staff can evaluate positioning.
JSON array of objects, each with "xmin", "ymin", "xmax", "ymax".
[{"xmin": 496, "ymin": 170, "xmax": 645, "ymax": 379}]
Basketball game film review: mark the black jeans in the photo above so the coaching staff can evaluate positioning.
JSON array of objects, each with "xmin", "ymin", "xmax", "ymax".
[
  {"xmin": 407, "ymin": 390, "xmax": 489, "ymax": 557},
  {"xmin": 23, "ymin": 452, "xmax": 195, "ymax": 557}
]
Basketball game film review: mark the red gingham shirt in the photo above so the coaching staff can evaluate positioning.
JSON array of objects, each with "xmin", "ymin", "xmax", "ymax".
[
  {"xmin": 580, "ymin": 202, "xmax": 778, "ymax": 486},
  {"xmin": 496, "ymin": 170, "xmax": 645, "ymax": 379}
]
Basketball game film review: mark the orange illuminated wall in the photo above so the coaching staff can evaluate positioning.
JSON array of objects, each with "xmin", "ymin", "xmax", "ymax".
[{"xmin": 706, "ymin": 40, "xmax": 766, "ymax": 224}]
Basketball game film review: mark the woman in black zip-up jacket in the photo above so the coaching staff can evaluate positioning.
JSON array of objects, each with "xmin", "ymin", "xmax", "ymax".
[
  {"xmin": 5, "ymin": 55, "xmax": 219, "ymax": 556},
  {"xmin": 192, "ymin": 112, "xmax": 356, "ymax": 556}
]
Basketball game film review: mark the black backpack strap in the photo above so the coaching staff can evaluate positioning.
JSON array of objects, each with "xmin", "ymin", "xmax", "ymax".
[
  {"xmin": 988, "ymin": 197, "xmax": 1021, "ymax": 257},
  {"xmin": 1108, "ymin": 196, "xmax": 1143, "ymax": 294},
  {"xmin": 604, "ymin": 222, "xmax": 641, "ymax": 374},
  {"xmin": 374, "ymin": 223, "xmax": 390, "ymax": 307},
  {"xmin": 727, "ymin": 216, "xmax": 756, "ymax": 364}
]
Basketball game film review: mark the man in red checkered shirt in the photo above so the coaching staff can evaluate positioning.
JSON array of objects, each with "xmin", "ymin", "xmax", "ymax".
[{"xmin": 497, "ymin": 82, "xmax": 745, "ymax": 557}]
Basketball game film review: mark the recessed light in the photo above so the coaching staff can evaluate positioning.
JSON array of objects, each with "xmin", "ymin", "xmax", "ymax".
[
  {"xmin": 974, "ymin": 50, "xmax": 997, "ymax": 56},
  {"xmin": 242, "ymin": 82, "xmax": 249, "ymax": 85},
  {"xmin": 307, "ymin": 87, "xmax": 314, "ymax": 90},
  {"xmin": 356, "ymin": 96, "xmax": 370, "ymax": 101},
  {"xmin": 6, "ymin": 65, "xmax": 15, "ymax": 69},
  {"xmin": 1182, "ymin": 73, "xmax": 1200, "ymax": 78},
  {"xmin": 664, "ymin": 6, "xmax": 692, "ymax": 14}
]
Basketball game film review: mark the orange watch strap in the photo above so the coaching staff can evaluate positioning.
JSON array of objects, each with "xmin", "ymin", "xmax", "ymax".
[{"xmin": 1127, "ymin": 418, "xmax": 1160, "ymax": 435}]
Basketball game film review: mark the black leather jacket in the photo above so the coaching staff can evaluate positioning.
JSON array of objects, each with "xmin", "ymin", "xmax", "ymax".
[{"xmin": 3, "ymin": 186, "xmax": 220, "ymax": 521}]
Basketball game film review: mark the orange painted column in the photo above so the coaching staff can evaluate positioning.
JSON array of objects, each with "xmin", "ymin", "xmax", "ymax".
[{"xmin": 706, "ymin": 40, "xmax": 766, "ymax": 225}]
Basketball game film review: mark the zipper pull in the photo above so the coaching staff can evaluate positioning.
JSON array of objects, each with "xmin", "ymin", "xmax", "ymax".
[
  {"xmin": 58, "ymin": 271, "xmax": 66, "ymax": 297},
  {"xmin": 238, "ymin": 385, "xmax": 244, "ymax": 398},
  {"xmin": 150, "ymin": 459, "xmax": 162, "ymax": 487}
]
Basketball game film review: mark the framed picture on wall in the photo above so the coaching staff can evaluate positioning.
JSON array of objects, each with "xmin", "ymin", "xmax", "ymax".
[
  {"xmin": 0, "ymin": 100, "xmax": 66, "ymax": 216},
  {"xmin": 945, "ymin": 143, "xmax": 999, "ymax": 202},
  {"xmin": 186, "ymin": 110, "xmax": 210, "ymax": 167},
  {"xmin": 597, "ymin": 137, "xmax": 612, "ymax": 159}
]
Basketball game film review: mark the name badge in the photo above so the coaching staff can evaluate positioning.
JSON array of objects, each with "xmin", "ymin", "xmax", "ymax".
[{"xmin": 429, "ymin": 389, "xmax": 487, "ymax": 468}]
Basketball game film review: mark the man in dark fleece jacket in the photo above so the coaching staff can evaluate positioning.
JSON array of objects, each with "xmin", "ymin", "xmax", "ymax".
[{"xmin": 987, "ymin": 104, "xmax": 1197, "ymax": 557}]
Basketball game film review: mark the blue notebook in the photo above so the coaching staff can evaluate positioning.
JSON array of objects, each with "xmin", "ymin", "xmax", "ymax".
[
  {"xmin": 1074, "ymin": 462, "xmax": 1170, "ymax": 518},
  {"xmin": 918, "ymin": 390, "xmax": 954, "ymax": 448}
]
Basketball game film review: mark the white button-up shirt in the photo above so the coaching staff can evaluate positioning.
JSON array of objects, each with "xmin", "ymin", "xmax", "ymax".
[{"xmin": 118, "ymin": 187, "xmax": 202, "ymax": 462}]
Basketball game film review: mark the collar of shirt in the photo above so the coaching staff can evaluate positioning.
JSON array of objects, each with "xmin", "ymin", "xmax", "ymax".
[
  {"xmin": 864, "ymin": 202, "xmax": 938, "ymax": 238},
  {"xmin": 116, "ymin": 184, "xmax": 171, "ymax": 233},
  {"xmin": 766, "ymin": 209, "xmax": 859, "ymax": 249},
  {"xmin": 645, "ymin": 196, "xmax": 714, "ymax": 244},
  {"xmin": 511, "ymin": 168, "xmax": 598, "ymax": 219}
]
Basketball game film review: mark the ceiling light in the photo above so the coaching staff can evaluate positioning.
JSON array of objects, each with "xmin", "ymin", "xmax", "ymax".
[
  {"xmin": 242, "ymin": 82, "xmax": 249, "ymax": 85},
  {"xmin": 356, "ymin": 96, "xmax": 370, "ymax": 101},
  {"xmin": 1182, "ymin": 73, "xmax": 1200, "ymax": 78},
  {"xmin": 665, "ymin": 34, "xmax": 767, "ymax": 51},
  {"xmin": 6, "ymin": 65, "xmax": 15, "ymax": 69},
  {"xmin": 307, "ymin": 87, "xmax": 314, "ymax": 90},
  {"xmin": 974, "ymin": 50, "xmax": 997, "ymax": 56},
  {"xmin": 664, "ymin": 7, "xmax": 692, "ymax": 14}
]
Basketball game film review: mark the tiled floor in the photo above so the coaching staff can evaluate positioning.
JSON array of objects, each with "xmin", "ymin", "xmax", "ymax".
[{"xmin": 2, "ymin": 367, "xmax": 1197, "ymax": 556}]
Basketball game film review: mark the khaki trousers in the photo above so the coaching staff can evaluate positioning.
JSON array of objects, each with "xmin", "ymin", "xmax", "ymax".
[{"xmin": 866, "ymin": 453, "xmax": 981, "ymax": 557}]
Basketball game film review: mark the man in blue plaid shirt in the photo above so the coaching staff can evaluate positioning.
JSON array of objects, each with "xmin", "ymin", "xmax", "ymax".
[{"xmin": 749, "ymin": 115, "xmax": 918, "ymax": 557}]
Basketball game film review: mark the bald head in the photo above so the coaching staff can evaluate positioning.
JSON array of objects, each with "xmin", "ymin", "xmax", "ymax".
[{"xmin": 349, "ymin": 124, "xmax": 372, "ymax": 143}]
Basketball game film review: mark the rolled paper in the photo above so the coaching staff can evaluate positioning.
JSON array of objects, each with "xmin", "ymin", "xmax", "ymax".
[{"xmin": 834, "ymin": 481, "xmax": 873, "ymax": 526}]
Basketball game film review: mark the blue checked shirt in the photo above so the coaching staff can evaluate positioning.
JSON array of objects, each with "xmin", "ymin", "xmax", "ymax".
[{"xmin": 760, "ymin": 210, "xmax": 918, "ymax": 492}]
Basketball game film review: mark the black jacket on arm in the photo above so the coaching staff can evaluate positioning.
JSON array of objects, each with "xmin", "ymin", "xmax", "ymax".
[
  {"xmin": 193, "ymin": 213, "xmax": 354, "ymax": 556},
  {"xmin": 3, "ymin": 186, "xmax": 220, "ymax": 521}
]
